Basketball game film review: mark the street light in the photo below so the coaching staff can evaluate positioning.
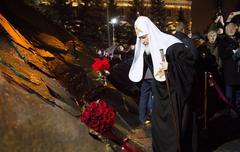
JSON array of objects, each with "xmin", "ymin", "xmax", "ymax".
[
  {"xmin": 106, "ymin": 0, "xmax": 111, "ymax": 47},
  {"xmin": 111, "ymin": 17, "xmax": 118, "ymax": 46}
]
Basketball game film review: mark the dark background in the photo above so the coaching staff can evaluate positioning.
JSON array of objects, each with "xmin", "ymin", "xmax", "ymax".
[{"xmin": 192, "ymin": 0, "xmax": 240, "ymax": 32}]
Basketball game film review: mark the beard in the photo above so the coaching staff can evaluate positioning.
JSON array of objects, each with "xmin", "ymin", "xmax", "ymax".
[{"xmin": 144, "ymin": 45, "xmax": 150, "ymax": 55}]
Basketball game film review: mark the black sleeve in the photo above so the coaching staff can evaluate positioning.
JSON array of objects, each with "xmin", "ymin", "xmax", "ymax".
[
  {"xmin": 166, "ymin": 43, "xmax": 196, "ymax": 102},
  {"xmin": 219, "ymin": 36, "xmax": 239, "ymax": 60}
]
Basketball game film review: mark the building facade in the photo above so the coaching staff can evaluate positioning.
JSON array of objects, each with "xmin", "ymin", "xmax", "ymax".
[
  {"xmin": 39, "ymin": 0, "xmax": 192, "ymax": 31},
  {"xmin": 116, "ymin": 0, "xmax": 192, "ymax": 31}
]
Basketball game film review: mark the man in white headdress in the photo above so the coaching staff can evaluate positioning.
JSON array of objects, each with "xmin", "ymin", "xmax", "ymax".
[{"xmin": 129, "ymin": 16, "xmax": 197, "ymax": 152}]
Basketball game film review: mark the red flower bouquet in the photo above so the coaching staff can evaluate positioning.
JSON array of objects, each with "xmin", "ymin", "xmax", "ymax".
[
  {"xmin": 80, "ymin": 100, "xmax": 115, "ymax": 133},
  {"xmin": 91, "ymin": 57, "xmax": 110, "ymax": 86},
  {"xmin": 79, "ymin": 98, "xmax": 141, "ymax": 152}
]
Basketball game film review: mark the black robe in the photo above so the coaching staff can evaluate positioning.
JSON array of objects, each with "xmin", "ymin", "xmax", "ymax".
[{"xmin": 144, "ymin": 43, "xmax": 196, "ymax": 152}]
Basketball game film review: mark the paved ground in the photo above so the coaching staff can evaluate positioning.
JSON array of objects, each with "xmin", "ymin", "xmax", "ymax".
[
  {"xmin": 127, "ymin": 111, "xmax": 240, "ymax": 152},
  {"xmin": 214, "ymin": 139, "xmax": 240, "ymax": 152},
  {"xmin": 199, "ymin": 112, "xmax": 240, "ymax": 152},
  {"xmin": 128, "ymin": 125, "xmax": 152, "ymax": 152}
]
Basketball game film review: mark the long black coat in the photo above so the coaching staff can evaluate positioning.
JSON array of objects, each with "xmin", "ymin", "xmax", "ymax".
[
  {"xmin": 144, "ymin": 43, "xmax": 197, "ymax": 152},
  {"xmin": 218, "ymin": 35, "xmax": 240, "ymax": 85},
  {"xmin": 174, "ymin": 31, "xmax": 199, "ymax": 60}
]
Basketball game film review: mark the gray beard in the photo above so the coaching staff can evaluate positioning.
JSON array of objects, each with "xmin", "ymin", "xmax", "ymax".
[{"xmin": 144, "ymin": 45, "xmax": 150, "ymax": 55}]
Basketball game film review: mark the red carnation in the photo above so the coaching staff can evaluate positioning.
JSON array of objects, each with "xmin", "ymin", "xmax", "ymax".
[
  {"xmin": 101, "ymin": 57, "xmax": 110, "ymax": 70},
  {"xmin": 91, "ymin": 57, "xmax": 110, "ymax": 72},
  {"xmin": 91, "ymin": 58, "xmax": 103, "ymax": 71}
]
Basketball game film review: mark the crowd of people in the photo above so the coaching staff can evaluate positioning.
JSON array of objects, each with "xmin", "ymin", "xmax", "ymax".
[
  {"xmin": 97, "ymin": 11, "xmax": 240, "ymax": 152},
  {"xmin": 190, "ymin": 11, "xmax": 240, "ymax": 118}
]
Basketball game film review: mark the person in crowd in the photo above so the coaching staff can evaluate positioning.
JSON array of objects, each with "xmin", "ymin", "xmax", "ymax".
[
  {"xmin": 218, "ymin": 21, "xmax": 240, "ymax": 115},
  {"xmin": 109, "ymin": 45, "xmax": 125, "ymax": 65},
  {"xmin": 174, "ymin": 22, "xmax": 198, "ymax": 60},
  {"xmin": 191, "ymin": 33, "xmax": 211, "ymax": 72},
  {"xmin": 191, "ymin": 32, "xmax": 223, "ymax": 117},
  {"xmin": 206, "ymin": 30, "xmax": 222, "ymax": 71},
  {"xmin": 120, "ymin": 44, "xmax": 135, "ymax": 61},
  {"xmin": 129, "ymin": 16, "xmax": 197, "ymax": 152}
]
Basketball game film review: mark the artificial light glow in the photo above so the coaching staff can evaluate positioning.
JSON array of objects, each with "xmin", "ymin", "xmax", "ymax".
[
  {"xmin": 111, "ymin": 18, "xmax": 118, "ymax": 24},
  {"xmin": 165, "ymin": 5, "xmax": 191, "ymax": 10},
  {"xmin": 65, "ymin": 0, "xmax": 70, "ymax": 5},
  {"xmin": 72, "ymin": 2, "xmax": 79, "ymax": 7},
  {"xmin": 39, "ymin": 0, "xmax": 51, "ymax": 5}
]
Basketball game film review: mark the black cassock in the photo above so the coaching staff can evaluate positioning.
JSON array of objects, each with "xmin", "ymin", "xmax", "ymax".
[{"xmin": 144, "ymin": 43, "xmax": 197, "ymax": 152}]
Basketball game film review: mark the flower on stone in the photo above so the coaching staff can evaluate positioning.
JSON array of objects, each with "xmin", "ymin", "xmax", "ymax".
[{"xmin": 80, "ymin": 100, "xmax": 115, "ymax": 133}]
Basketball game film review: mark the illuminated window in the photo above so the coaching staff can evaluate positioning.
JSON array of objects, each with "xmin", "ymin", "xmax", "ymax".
[{"xmin": 39, "ymin": 0, "xmax": 51, "ymax": 5}]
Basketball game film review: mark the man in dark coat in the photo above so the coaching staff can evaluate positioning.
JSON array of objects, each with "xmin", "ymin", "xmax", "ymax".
[
  {"xmin": 219, "ymin": 22, "xmax": 240, "ymax": 113},
  {"xmin": 129, "ymin": 16, "xmax": 197, "ymax": 152},
  {"xmin": 174, "ymin": 22, "xmax": 198, "ymax": 61}
]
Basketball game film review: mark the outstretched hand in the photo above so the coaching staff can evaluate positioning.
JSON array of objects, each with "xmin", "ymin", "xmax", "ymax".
[{"xmin": 226, "ymin": 11, "xmax": 240, "ymax": 22}]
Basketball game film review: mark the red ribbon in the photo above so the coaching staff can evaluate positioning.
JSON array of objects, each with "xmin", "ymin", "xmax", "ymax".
[
  {"xmin": 121, "ymin": 139, "xmax": 142, "ymax": 152},
  {"xmin": 102, "ymin": 131, "xmax": 142, "ymax": 152},
  {"xmin": 209, "ymin": 75, "xmax": 239, "ymax": 113}
]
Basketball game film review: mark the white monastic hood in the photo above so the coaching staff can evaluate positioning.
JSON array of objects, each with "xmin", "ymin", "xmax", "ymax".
[{"xmin": 129, "ymin": 16, "xmax": 181, "ymax": 82}]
